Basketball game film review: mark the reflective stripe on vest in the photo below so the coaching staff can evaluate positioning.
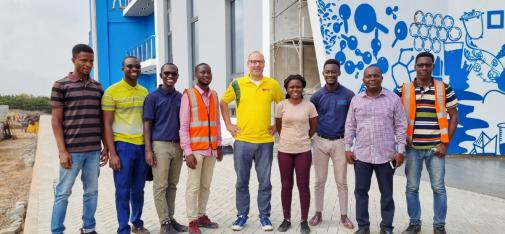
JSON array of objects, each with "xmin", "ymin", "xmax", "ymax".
[
  {"xmin": 185, "ymin": 88, "xmax": 219, "ymax": 150},
  {"xmin": 401, "ymin": 80, "xmax": 449, "ymax": 143}
]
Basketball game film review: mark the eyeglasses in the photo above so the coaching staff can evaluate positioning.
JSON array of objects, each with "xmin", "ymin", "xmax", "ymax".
[
  {"xmin": 416, "ymin": 63, "xmax": 433, "ymax": 68},
  {"xmin": 125, "ymin": 64, "xmax": 141, "ymax": 69},
  {"xmin": 162, "ymin": 71, "xmax": 178, "ymax": 77},
  {"xmin": 248, "ymin": 60, "xmax": 265, "ymax": 65}
]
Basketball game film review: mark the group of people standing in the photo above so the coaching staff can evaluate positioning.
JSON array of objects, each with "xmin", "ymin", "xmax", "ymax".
[{"xmin": 49, "ymin": 44, "xmax": 457, "ymax": 234}]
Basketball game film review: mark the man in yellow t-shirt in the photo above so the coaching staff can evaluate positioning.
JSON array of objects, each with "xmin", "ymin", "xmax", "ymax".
[
  {"xmin": 102, "ymin": 56, "xmax": 150, "ymax": 234},
  {"xmin": 220, "ymin": 51, "xmax": 284, "ymax": 231}
]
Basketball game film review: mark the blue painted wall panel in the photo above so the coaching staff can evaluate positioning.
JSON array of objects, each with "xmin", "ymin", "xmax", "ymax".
[
  {"xmin": 93, "ymin": 0, "xmax": 156, "ymax": 91},
  {"xmin": 313, "ymin": 1, "xmax": 505, "ymax": 155}
]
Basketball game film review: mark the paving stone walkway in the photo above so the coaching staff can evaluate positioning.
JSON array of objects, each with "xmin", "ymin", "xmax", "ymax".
[{"xmin": 25, "ymin": 115, "xmax": 505, "ymax": 233}]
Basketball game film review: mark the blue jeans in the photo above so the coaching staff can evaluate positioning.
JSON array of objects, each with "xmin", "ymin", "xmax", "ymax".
[
  {"xmin": 233, "ymin": 140, "xmax": 273, "ymax": 218},
  {"xmin": 405, "ymin": 147, "xmax": 447, "ymax": 228},
  {"xmin": 114, "ymin": 141, "xmax": 148, "ymax": 234},
  {"xmin": 51, "ymin": 151, "xmax": 100, "ymax": 234},
  {"xmin": 354, "ymin": 160, "xmax": 395, "ymax": 231}
]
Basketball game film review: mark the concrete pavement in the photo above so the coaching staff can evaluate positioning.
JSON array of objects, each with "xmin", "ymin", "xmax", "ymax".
[{"xmin": 25, "ymin": 115, "xmax": 505, "ymax": 233}]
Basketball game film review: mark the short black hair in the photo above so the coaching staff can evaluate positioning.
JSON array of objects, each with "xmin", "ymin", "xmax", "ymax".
[
  {"xmin": 122, "ymin": 55, "xmax": 139, "ymax": 66},
  {"xmin": 283, "ymin": 74, "xmax": 307, "ymax": 99},
  {"xmin": 160, "ymin": 62, "xmax": 178, "ymax": 71},
  {"xmin": 415, "ymin": 52, "xmax": 435, "ymax": 64},
  {"xmin": 194, "ymin": 63, "xmax": 210, "ymax": 73},
  {"xmin": 72, "ymin": 44, "xmax": 93, "ymax": 58},
  {"xmin": 323, "ymin": 59, "xmax": 340, "ymax": 69}
]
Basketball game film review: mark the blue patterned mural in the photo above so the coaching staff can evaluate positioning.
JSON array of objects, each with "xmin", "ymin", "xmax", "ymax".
[{"xmin": 314, "ymin": 0, "xmax": 505, "ymax": 155}]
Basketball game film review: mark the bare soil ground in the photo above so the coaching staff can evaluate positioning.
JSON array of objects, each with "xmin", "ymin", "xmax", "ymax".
[{"xmin": 0, "ymin": 132, "xmax": 35, "ymax": 228}]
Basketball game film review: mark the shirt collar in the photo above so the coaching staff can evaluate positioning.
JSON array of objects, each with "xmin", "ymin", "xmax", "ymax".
[
  {"xmin": 67, "ymin": 72, "xmax": 96, "ymax": 84},
  {"xmin": 360, "ymin": 88, "xmax": 387, "ymax": 98},
  {"xmin": 194, "ymin": 85, "xmax": 211, "ymax": 97},
  {"xmin": 158, "ymin": 86, "xmax": 177, "ymax": 96},
  {"xmin": 413, "ymin": 77, "xmax": 434, "ymax": 88},
  {"xmin": 245, "ymin": 74, "xmax": 265, "ymax": 85},
  {"xmin": 120, "ymin": 78, "xmax": 140, "ymax": 90},
  {"xmin": 322, "ymin": 83, "xmax": 341, "ymax": 93}
]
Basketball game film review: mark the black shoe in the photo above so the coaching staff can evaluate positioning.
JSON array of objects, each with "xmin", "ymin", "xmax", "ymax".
[
  {"xmin": 402, "ymin": 224, "xmax": 421, "ymax": 234},
  {"xmin": 433, "ymin": 226, "xmax": 447, "ymax": 234},
  {"xmin": 380, "ymin": 228, "xmax": 393, "ymax": 234},
  {"xmin": 160, "ymin": 221, "xmax": 175, "ymax": 234},
  {"xmin": 170, "ymin": 219, "xmax": 189, "ymax": 232},
  {"xmin": 80, "ymin": 229, "xmax": 97, "ymax": 234},
  {"xmin": 277, "ymin": 219, "xmax": 291, "ymax": 232},
  {"xmin": 300, "ymin": 221, "xmax": 310, "ymax": 234},
  {"xmin": 354, "ymin": 227, "xmax": 371, "ymax": 234}
]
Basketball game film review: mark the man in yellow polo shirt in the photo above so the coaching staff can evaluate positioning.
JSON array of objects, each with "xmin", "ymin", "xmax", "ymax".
[
  {"xmin": 102, "ymin": 56, "xmax": 150, "ymax": 234},
  {"xmin": 220, "ymin": 51, "xmax": 284, "ymax": 231}
]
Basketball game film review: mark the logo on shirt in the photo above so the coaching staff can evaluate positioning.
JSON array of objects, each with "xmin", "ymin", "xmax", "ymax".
[
  {"xmin": 337, "ymin": 100, "xmax": 348, "ymax": 105},
  {"xmin": 262, "ymin": 88, "xmax": 270, "ymax": 91}
]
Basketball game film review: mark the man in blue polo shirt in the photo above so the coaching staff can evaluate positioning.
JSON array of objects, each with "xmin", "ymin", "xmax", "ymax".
[
  {"xmin": 143, "ymin": 63, "xmax": 187, "ymax": 234},
  {"xmin": 309, "ymin": 59, "xmax": 355, "ymax": 229}
]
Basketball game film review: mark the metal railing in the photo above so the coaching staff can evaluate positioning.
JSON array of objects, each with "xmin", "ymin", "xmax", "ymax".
[
  {"xmin": 112, "ymin": 0, "xmax": 132, "ymax": 10},
  {"xmin": 126, "ymin": 35, "xmax": 156, "ymax": 62}
]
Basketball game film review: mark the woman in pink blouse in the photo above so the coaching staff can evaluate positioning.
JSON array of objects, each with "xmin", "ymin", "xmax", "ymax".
[{"xmin": 275, "ymin": 75, "xmax": 318, "ymax": 234}]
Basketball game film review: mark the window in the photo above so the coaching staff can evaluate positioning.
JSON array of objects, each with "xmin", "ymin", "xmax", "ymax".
[
  {"xmin": 230, "ymin": 0, "xmax": 244, "ymax": 75},
  {"xmin": 190, "ymin": 0, "xmax": 199, "ymax": 80}
]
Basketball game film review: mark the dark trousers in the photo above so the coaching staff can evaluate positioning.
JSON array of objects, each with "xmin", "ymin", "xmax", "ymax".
[
  {"xmin": 113, "ymin": 141, "xmax": 148, "ymax": 234},
  {"xmin": 354, "ymin": 160, "xmax": 395, "ymax": 231},
  {"xmin": 277, "ymin": 151, "xmax": 312, "ymax": 221}
]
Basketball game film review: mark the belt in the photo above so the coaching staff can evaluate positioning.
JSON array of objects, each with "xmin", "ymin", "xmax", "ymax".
[
  {"xmin": 160, "ymin": 140, "xmax": 180, "ymax": 143},
  {"xmin": 317, "ymin": 133, "xmax": 344, "ymax": 140}
]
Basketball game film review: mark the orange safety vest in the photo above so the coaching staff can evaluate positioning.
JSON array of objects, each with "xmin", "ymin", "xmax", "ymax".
[
  {"xmin": 401, "ymin": 79, "xmax": 449, "ymax": 143},
  {"xmin": 185, "ymin": 88, "xmax": 219, "ymax": 150}
]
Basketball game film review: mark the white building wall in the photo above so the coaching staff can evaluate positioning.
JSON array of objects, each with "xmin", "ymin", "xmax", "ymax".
[
  {"xmin": 171, "ymin": 0, "xmax": 192, "ymax": 91},
  {"xmin": 166, "ymin": 0, "xmax": 267, "ymax": 94},
  {"xmin": 198, "ymin": 0, "xmax": 228, "ymax": 96}
]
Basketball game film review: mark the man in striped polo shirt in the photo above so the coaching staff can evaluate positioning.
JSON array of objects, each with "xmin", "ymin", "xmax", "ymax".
[
  {"xmin": 50, "ymin": 44, "xmax": 108, "ymax": 234},
  {"xmin": 396, "ymin": 52, "xmax": 458, "ymax": 234},
  {"xmin": 102, "ymin": 56, "xmax": 150, "ymax": 234}
]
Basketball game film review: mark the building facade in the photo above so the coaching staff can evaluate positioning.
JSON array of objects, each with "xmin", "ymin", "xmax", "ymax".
[{"xmin": 89, "ymin": 0, "xmax": 505, "ymax": 155}]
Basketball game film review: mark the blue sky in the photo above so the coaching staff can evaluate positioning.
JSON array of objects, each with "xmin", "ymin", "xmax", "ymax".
[{"xmin": 0, "ymin": 0, "xmax": 90, "ymax": 96}]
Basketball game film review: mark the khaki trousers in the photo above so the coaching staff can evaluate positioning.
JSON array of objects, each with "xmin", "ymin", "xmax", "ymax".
[
  {"xmin": 152, "ymin": 141, "xmax": 183, "ymax": 223},
  {"xmin": 312, "ymin": 136, "xmax": 349, "ymax": 215},
  {"xmin": 185, "ymin": 153, "xmax": 217, "ymax": 221}
]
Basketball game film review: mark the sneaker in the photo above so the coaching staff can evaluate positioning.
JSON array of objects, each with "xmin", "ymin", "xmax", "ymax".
[
  {"xmin": 198, "ymin": 215, "xmax": 219, "ymax": 229},
  {"xmin": 354, "ymin": 227, "xmax": 371, "ymax": 234},
  {"xmin": 260, "ymin": 216, "xmax": 274, "ymax": 231},
  {"xmin": 433, "ymin": 226, "xmax": 447, "ymax": 234},
  {"xmin": 80, "ymin": 229, "xmax": 97, "ymax": 234},
  {"xmin": 402, "ymin": 224, "xmax": 421, "ymax": 234},
  {"xmin": 188, "ymin": 220, "xmax": 201, "ymax": 234},
  {"xmin": 300, "ymin": 221, "xmax": 310, "ymax": 234},
  {"xmin": 308, "ymin": 213, "xmax": 322, "ymax": 226},
  {"xmin": 170, "ymin": 219, "xmax": 188, "ymax": 232},
  {"xmin": 231, "ymin": 215, "xmax": 248, "ymax": 231},
  {"xmin": 132, "ymin": 226, "xmax": 150, "ymax": 234},
  {"xmin": 277, "ymin": 219, "xmax": 291, "ymax": 232}
]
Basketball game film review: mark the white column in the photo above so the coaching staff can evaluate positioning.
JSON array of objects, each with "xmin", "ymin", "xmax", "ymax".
[
  {"xmin": 154, "ymin": 0, "xmax": 167, "ymax": 86},
  {"xmin": 262, "ymin": 0, "xmax": 271, "ymax": 77},
  {"xmin": 90, "ymin": 0, "xmax": 100, "ymax": 81}
]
